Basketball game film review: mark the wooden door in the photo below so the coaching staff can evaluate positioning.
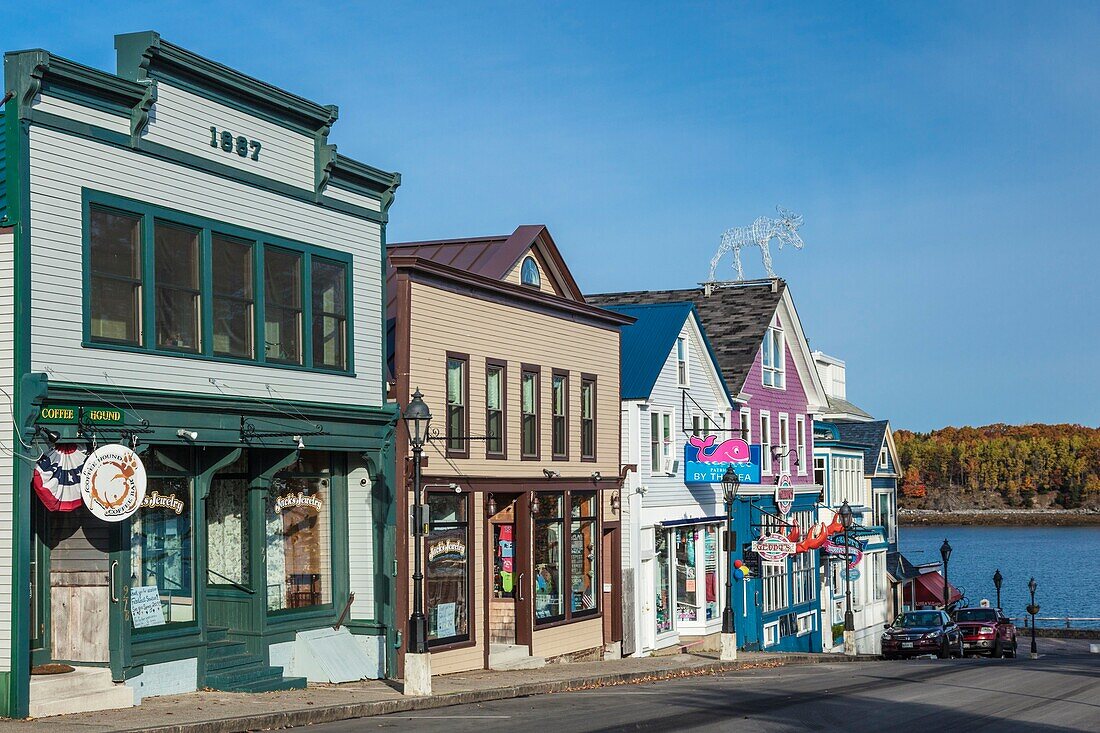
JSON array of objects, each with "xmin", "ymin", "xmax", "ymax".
[{"xmin": 48, "ymin": 509, "xmax": 112, "ymax": 662}]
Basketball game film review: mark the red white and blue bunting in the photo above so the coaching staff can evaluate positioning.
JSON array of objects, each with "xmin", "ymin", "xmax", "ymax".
[{"xmin": 33, "ymin": 445, "xmax": 88, "ymax": 512}]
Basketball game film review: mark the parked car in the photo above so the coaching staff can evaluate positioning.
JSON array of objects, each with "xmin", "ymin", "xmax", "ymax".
[
  {"xmin": 881, "ymin": 609, "xmax": 964, "ymax": 659},
  {"xmin": 954, "ymin": 606, "xmax": 1018, "ymax": 658}
]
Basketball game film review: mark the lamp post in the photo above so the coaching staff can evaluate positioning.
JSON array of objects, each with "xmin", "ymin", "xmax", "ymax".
[
  {"xmin": 838, "ymin": 501, "xmax": 855, "ymax": 656},
  {"xmin": 993, "ymin": 569, "xmax": 1003, "ymax": 610},
  {"xmin": 403, "ymin": 389, "xmax": 433, "ymax": 695},
  {"xmin": 1027, "ymin": 577, "xmax": 1039, "ymax": 659},
  {"xmin": 940, "ymin": 538, "xmax": 953, "ymax": 613},
  {"xmin": 720, "ymin": 466, "xmax": 740, "ymax": 661}
]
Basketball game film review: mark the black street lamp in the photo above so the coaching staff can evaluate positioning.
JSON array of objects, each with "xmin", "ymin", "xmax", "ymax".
[
  {"xmin": 838, "ymin": 501, "xmax": 854, "ymax": 641},
  {"xmin": 1027, "ymin": 577, "xmax": 1040, "ymax": 659},
  {"xmin": 940, "ymin": 538, "xmax": 953, "ymax": 612},
  {"xmin": 993, "ymin": 569, "xmax": 1003, "ymax": 610},
  {"xmin": 721, "ymin": 466, "xmax": 740, "ymax": 638},
  {"xmin": 403, "ymin": 388, "xmax": 432, "ymax": 655}
]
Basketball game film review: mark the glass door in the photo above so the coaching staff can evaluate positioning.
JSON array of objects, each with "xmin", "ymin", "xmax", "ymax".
[{"xmin": 205, "ymin": 468, "xmax": 257, "ymax": 634}]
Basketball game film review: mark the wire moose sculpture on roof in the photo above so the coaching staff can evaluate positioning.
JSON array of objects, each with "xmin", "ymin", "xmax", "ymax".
[{"xmin": 708, "ymin": 206, "xmax": 805, "ymax": 281}]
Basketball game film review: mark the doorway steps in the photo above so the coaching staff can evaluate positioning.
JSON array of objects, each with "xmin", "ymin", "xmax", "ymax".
[
  {"xmin": 29, "ymin": 667, "xmax": 134, "ymax": 718},
  {"xmin": 204, "ymin": 628, "xmax": 306, "ymax": 692},
  {"xmin": 489, "ymin": 643, "xmax": 546, "ymax": 671}
]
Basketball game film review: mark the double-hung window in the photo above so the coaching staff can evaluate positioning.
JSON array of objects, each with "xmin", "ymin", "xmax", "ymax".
[
  {"xmin": 89, "ymin": 207, "xmax": 143, "ymax": 345},
  {"xmin": 796, "ymin": 416, "xmax": 806, "ymax": 474},
  {"xmin": 85, "ymin": 193, "xmax": 352, "ymax": 372},
  {"xmin": 649, "ymin": 410, "xmax": 674, "ymax": 475},
  {"xmin": 552, "ymin": 371, "xmax": 568, "ymax": 459},
  {"xmin": 760, "ymin": 412, "xmax": 772, "ymax": 474},
  {"xmin": 778, "ymin": 414, "xmax": 790, "ymax": 473},
  {"xmin": 762, "ymin": 326, "xmax": 785, "ymax": 388},
  {"xmin": 446, "ymin": 355, "xmax": 468, "ymax": 456},
  {"xmin": 676, "ymin": 336, "xmax": 689, "ymax": 387},
  {"xmin": 212, "ymin": 235, "xmax": 255, "ymax": 359},
  {"xmin": 521, "ymin": 367, "xmax": 539, "ymax": 459},
  {"xmin": 762, "ymin": 561, "xmax": 788, "ymax": 613},
  {"xmin": 580, "ymin": 376, "xmax": 596, "ymax": 461},
  {"xmin": 486, "ymin": 360, "xmax": 506, "ymax": 458},
  {"xmin": 739, "ymin": 408, "xmax": 751, "ymax": 442}
]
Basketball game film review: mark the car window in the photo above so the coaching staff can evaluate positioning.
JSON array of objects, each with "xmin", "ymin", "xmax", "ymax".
[
  {"xmin": 895, "ymin": 611, "xmax": 942, "ymax": 628},
  {"xmin": 956, "ymin": 609, "xmax": 997, "ymax": 622}
]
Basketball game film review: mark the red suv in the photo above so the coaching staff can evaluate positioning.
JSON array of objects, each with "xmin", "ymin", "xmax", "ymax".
[{"xmin": 955, "ymin": 607, "xmax": 1017, "ymax": 658}]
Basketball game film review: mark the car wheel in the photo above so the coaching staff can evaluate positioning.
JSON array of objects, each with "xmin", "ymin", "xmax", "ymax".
[
  {"xmin": 993, "ymin": 638, "xmax": 1003, "ymax": 658},
  {"xmin": 1008, "ymin": 639, "xmax": 1018, "ymax": 658},
  {"xmin": 938, "ymin": 638, "xmax": 951, "ymax": 659}
]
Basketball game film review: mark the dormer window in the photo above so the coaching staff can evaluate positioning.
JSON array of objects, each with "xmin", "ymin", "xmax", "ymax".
[
  {"xmin": 520, "ymin": 256, "xmax": 541, "ymax": 288},
  {"xmin": 762, "ymin": 326, "xmax": 785, "ymax": 389}
]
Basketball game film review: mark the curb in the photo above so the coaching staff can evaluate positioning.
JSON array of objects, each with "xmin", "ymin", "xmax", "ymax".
[{"xmin": 124, "ymin": 653, "xmax": 880, "ymax": 733}]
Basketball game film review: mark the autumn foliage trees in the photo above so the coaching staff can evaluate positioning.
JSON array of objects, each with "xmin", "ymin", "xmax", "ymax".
[{"xmin": 895, "ymin": 424, "xmax": 1100, "ymax": 510}]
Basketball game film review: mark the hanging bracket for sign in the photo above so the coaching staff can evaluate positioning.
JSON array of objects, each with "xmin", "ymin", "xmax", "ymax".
[{"xmin": 240, "ymin": 416, "xmax": 327, "ymax": 440}]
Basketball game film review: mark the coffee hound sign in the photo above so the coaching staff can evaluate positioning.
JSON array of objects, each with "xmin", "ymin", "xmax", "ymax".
[
  {"xmin": 38, "ymin": 405, "xmax": 123, "ymax": 425},
  {"xmin": 685, "ymin": 435, "xmax": 761, "ymax": 484},
  {"xmin": 751, "ymin": 532, "xmax": 796, "ymax": 562},
  {"xmin": 81, "ymin": 444, "xmax": 147, "ymax": 522}
]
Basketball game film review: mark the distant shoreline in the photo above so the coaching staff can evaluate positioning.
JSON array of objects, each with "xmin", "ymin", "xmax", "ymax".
[{"xmin": 899, "ymin": 510, "xmax": 1100, "ymax": 526}]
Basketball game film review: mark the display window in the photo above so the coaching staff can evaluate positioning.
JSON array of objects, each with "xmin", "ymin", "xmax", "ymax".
[
  {"xmin": 266, "ymin": 451, "xmax": 332, "ymax": 611},
  {"xmin": 131, "ymin": 446, "xmax": 195, "ymax": 629},
  {"xmin": 653, "ymin": 522, "xmax": 723, "ymax": 638},
  {"xmin": 427, "ymin": 493, "xmax": 470, "ymax": 645},
  {"xmin": 534, "ymin": 490, "xmax": 599, "ymax": 624}
]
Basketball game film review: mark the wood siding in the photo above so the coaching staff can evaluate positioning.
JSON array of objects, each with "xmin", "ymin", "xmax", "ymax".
[
  {"xmin": 325, "ymin": 185, "xmax": 382, "ymax": 212},
  {"xmin": 531, "ymin": 617, "xmax": 602, "ymax": 658},
  {"xmin": 347, "ymin": 455, "xmax": 376, "ymax": 620},
  {"xmin": 32, "ymin": 94, "xmax": 129, "ymax": 136},
  {"xmin": 406, "ymin": 281, "xmax": 620, "ymax": 477},
  {"xmin": 26, "ymin": 125, "xmax": 384, "ymax": 406},
  {"xmin": 143, "ymin": 83, "xmax": 316, "ymax": 192},
  {"xmin": 0, "ymin": 230, "xmax": 14, "ymax": 667}
]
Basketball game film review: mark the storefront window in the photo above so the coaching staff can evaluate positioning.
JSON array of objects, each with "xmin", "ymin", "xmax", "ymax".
[
  {"xmin": 492, "ymin": 522, "xmax": 514, "ymax": 598},
  {"xmin": 675, "ymin": 528, "xmax": 698, "ymax": 622},
  {"xmin": 131, "ymin": 447, "xmax": 194, "ymax": 629},
  {"xmin": 311, "ymin": 257, "xmax": 347, "ymax": 370},
  {"xmin": 427, "ymin": 493, "xmax": 469, "ymax": 644},
  {"xmin": 534, "ymin": 493, "xmax": 564, "ymax": 621},
  {"xmin": 570, "ymin": 492, "xmax": 596, "ymax": 613},
  {"xmin": 703, "ymin": 526, "xmax": 719, "ymax": 621},
  {"xmin": 654, "ymin": 528, "xmax": 672, "ymax": 634},
  {"xmin": 264, "ymin": 247, "xmax": 303, "ymax": 364},
  {"xmin": 266, "ymin": 452, "xmax": 331, "ymax": 611},
  {"xmin": 207, "ymin": 452, "xmax": 251, "ymax": 588}
]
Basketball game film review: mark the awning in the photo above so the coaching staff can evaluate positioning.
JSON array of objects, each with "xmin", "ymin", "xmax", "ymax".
[
  {"xmin": 905, "ymin": 570, "xmax": 962, "ymax": 608},
  {"xmin": 658, "ymin": 515, "xmax": 724, "ymax": 527}
]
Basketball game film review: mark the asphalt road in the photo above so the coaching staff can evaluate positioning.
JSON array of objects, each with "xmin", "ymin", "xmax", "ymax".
[{"xmin": 336, "ymin": 638, "xmax": 1099, "ymax": 733}]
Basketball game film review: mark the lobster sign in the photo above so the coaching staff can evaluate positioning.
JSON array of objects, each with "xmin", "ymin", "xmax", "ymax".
[{"xmin": 81, "ymin": 444, "xmax": 147, "ymax": 522}]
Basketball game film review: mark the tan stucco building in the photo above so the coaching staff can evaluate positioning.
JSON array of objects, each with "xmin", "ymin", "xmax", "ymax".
[{"xmin": 387, "ymin": 226, "xmax": 631, "ymax": 675}]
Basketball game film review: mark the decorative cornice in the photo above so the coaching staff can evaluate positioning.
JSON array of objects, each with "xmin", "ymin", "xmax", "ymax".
[
  {"xmin": 115, "ymin": 31, "xmax": 339, "ymax": 135},
  {"xmin": 331, "ymin": 153, "xmax": 402, "ymax": 204},
  {"xmin": 4, "ymin": 49, "xmax": 148, "ymax": 116}
]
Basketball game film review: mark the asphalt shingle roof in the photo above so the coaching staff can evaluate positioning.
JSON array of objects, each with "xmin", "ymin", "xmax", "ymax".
[
  {"xmin": 587, "ymin": 281, "xmax": 783, "ymax": 397},
  {"xmin": 834, "ymin": 419, "xmax": 890, "ymax": 474},
  {"xmin": 826, "ymin": 395, "xmax": 875, "ymax": 420}
]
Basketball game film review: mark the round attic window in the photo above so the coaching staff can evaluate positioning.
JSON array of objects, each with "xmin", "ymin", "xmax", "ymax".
[{"xmin": 520, "ymin": 256, "xmax": 541, "ymax": 288}]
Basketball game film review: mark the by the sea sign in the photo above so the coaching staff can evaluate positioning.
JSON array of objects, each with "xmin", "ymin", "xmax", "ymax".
[
  {"xmin": 130, "ymin": 585, "xmax": 166, "ymax": 629},
  {"xmin": 684, "ymin": 435, "xmax": 761, "ymax": 484},
  {"xmin": 38, "ymin": 405, "xmax": 123, "ymax": 425},
  {"xmin": 81, "ymin": 444, "xmax": 147, "ymax": 522}
]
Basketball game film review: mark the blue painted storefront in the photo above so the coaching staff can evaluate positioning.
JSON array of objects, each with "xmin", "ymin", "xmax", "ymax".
[{"xmin": 730, "ymin": 491, "xmax": 823, "ymax": 653}]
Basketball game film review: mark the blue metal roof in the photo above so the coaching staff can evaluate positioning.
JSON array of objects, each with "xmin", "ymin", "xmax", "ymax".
[{"xmin": 604, "ymin": 302, "xmax": 732, "ymax": 403}]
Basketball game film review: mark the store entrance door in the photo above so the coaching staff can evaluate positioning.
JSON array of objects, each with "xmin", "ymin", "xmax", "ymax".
[
  {"xmin": 205, "ymin": 474, "xmax": 260, "ymax": 642},
  {"xmin": 487, "ymin": 493, "xmax": 532, "ymax": 657}
]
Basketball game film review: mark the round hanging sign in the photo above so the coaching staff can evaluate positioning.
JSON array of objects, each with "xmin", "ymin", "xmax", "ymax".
[{"xmin": 81, "ymin": 444, "xmax": 147, "ymax": 522}]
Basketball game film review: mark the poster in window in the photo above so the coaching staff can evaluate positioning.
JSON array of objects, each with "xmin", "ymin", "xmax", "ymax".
[
  {"xmin": 130, "ymin": 585, "xmax": 166, "ymax": 628},
  {"xmin": 436, "ymin": 602, "xmax": 457, "ymax": 639}
]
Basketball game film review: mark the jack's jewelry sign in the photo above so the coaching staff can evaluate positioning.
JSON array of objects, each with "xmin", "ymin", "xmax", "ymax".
[{"xmin": 684, "ymin": 435, "xmax": 761, "ymax": 484}]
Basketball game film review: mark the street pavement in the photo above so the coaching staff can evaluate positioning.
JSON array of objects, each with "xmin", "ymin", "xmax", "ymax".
[{"xmin": 344, "ymin": 638, "xmax": 1099, "ymax": 733}]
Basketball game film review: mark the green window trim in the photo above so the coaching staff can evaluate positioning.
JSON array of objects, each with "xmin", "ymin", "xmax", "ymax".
[{"xmin": 81, "ymin": 189, "xmax": 356, "ymax": 376}]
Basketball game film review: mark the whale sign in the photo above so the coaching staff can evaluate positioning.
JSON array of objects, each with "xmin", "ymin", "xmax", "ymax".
[
  {"xmin": 684, "ymin": 435, "xmax": 761, "ymax": 485},
  {"xmin": 774, "ymin": 474, "xmax": 794, "ymax": 515}
]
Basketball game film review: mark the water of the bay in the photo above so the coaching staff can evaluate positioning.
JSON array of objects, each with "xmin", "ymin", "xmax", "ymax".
[{"xmin": 899, "ymin": 525, "xmax": 1100, "ymax": 627}]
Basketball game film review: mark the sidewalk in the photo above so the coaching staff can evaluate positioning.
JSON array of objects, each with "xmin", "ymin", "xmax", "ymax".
[{"xmin": 0, "ymin": 651, "xmax": 878, "ymax": 733}]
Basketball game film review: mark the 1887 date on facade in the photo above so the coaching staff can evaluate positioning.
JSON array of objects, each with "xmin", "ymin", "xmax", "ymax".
[{"xmin": 209, "ymin": 126, "xmax": 262, "ymax": 161}]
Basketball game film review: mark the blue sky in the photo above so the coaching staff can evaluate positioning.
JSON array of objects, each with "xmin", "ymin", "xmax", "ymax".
[{"xmin": 7, "ymin": 2, "xmax": 1098, "ymax": 431}]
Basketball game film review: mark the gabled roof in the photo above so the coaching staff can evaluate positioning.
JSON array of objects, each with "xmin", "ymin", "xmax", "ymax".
[
  {"xmin": 587, "ymin": 282, "xmax": 783, "ymax": 398},
  {"xmin": 826, "ymin": 395, "xmax": 875, "ymax": 421},
  {"xmin": 834, "ymin": 420, "xmax": 891, "ymax": 474},
  {"xmin": 388, "ymin": 225, "xmax": 584, "ymax": 301},
  {"xmin": 602, "ymin": 302, "xmax": 731, "ymax": 404}
]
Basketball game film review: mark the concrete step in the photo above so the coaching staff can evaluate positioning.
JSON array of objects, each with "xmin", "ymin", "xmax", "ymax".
[
  {"xmin": 29, "ymin": 667, "xmax": 134, "ymax": 718},
  {"xmin": 489, "ymin": 644, "xmax": 545, "ymax": 671}
]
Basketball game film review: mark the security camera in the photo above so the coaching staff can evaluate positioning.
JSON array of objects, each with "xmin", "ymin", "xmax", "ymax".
[
  {"xmin": 452, "ymin": 483, "xmax": 462, "ymax": 493},
  {"xmin": 177, "ymin": 429, "xmax": 198, "ymax": 441},
  {"xmin": 294, "ymin": 435, "xmax": 305, "ymax": 450}
]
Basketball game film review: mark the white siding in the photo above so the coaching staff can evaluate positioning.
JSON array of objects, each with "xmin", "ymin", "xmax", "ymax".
[
  {"xmin": 347, "ymin": 455, "xmax": 376, "ymax": 620},
  {"xmin": 143, "ymin": 83, "xmax": 316, "ymax": 191},
  {"xmin": 0, "ymin": 230, "xmax": 14, "ymax": 667},
  {"xmin": 28, "ymin": 126, "xmax": 384, "ymax": 406},
  {"xmin": 637, "ymin": 318, "xmax": 732, "ymax": 508},
  {"xmin": 32, "ymin": 94, "xmax": 130, "ymax": 136},
  {"xmin": 325, "ymin": 185, "xmax": 382, "ymax": 212}
]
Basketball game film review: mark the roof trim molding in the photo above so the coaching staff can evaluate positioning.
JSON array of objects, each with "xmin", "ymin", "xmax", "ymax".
[
  {"xmin": 389, "ymin": 254, "xmax": 634, "ymax": 327},
  {"xmin": 776, "ymin": 286, "xmax": 829, "ymax": 412}
]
